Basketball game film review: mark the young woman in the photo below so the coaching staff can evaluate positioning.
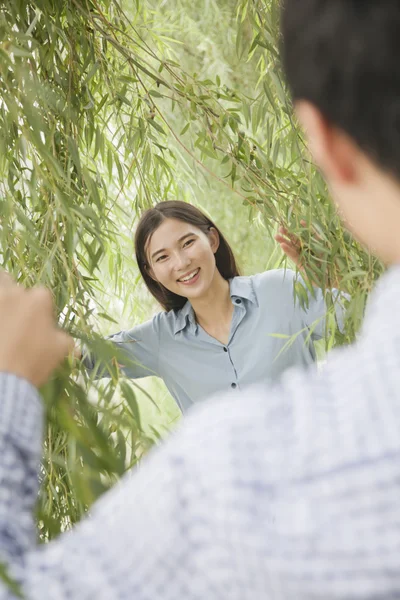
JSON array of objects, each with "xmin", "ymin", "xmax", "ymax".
[{"xmin": 82, "ymin": 201, "xmax": 346, "ymax": 413}]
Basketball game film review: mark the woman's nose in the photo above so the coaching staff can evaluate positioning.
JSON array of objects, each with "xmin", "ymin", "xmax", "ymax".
[{"xmin": 173, "ymin": 252, "xmax": 191, "ymax": 271}]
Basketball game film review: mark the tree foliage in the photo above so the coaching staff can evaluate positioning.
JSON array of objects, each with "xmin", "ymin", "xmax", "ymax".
[{"xmin": 0, "ymin": 0, "xmax": 383, "ymax": 541}]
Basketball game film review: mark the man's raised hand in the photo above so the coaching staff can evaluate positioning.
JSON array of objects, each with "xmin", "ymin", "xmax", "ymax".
[{"xmin": 0, "ymin": 274, "xmax": 73, "ymax": 388}]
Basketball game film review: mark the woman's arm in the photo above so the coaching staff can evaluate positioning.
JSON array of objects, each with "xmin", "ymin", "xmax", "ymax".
[
  {"xmin": 275, "ymin": 222, "xmax": 344, "ymax": 290},
  {"xmin": 275, "ymin": 223, "xmax": 349, "ymax": 338},
  {"xmin": 79, "ymin": 316, "xmax": 161, "ymax": 381},
  {"xmin": 297, "ymin": 281, "xmax": 349, "ymax": 340}
]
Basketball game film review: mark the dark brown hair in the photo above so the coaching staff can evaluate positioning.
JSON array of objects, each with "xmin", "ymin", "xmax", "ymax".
[
  {"xmin": 281, "ymin": 0, "xmax": 400, "ymax": 178},
  {"xmin": 134, "ymin": 201, "xmax": 240, "ymax": 312}
]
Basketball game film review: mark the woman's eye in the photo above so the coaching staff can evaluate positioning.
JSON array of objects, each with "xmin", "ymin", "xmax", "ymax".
[
  {"xmin": 156, "ymin": 255, "xmax": 168, "ymax": 262},
  {"xmin": 183, "ymin": 239, "xmax": 195, "ymax": 248}
]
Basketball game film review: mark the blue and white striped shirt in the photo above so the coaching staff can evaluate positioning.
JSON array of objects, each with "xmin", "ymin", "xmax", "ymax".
[{"xmin": 1, "ymin": 267, "xmax": 400, "ymax": 599}]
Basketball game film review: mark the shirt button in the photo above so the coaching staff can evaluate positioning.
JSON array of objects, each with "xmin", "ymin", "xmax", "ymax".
[
  {"xmin": 223, "ymin": 347, "xmax": 228, "ymax": 352},
  {"xmin": 231, "ymin": 383, "xmax": 237, "ymax": 389},
  {"xmin": 235, "ymin": 299, "xmax": 242, "ymax": 304}
]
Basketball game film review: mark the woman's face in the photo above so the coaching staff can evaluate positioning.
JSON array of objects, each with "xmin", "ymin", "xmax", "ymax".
[{"xmin": 146, "ymin": 218, "xmax": 220, "ymax": 301}]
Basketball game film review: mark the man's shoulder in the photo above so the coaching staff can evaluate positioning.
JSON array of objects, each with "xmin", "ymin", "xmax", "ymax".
[{"xmin": 166, "ymin": 382, "xmax": 291, "ymax": 487}]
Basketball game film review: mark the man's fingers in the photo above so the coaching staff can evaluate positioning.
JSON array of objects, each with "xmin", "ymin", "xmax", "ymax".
[
  {"xmin": 0, "ymin": 271, "xmax": 15, "ymax": 288},
  {"xmin": 0, "ymin": 275, "xmax": 76, "ymax": 388},
  {"xmin": 72, "ymin": 343, "xmax": 83, "ymax": 360},
  {"xmin": 30, "ymin": 286, "xmax": 53, "ymax": 310},
  {"xmin": 54, "ymin": 330, "xmax": 75, "ymax": 363}
]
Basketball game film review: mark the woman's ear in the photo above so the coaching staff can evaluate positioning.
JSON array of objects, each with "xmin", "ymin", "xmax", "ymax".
[{"xmin": 208, "ymin": 227, "xmax": 220, "ymax": 253}]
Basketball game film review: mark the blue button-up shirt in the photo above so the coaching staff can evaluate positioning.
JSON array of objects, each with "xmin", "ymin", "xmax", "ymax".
[{"xmin": 84, "ymin": 269, "xmax": 346, "ymax": 412}]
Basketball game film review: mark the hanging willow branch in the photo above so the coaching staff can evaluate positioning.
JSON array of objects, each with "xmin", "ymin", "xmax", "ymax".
[{"xmin": 0, "ymin": 0, "xmax": 383, "ymax": 546}]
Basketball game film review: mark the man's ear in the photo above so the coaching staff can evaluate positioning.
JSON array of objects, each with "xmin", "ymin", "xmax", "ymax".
[
  {"xmin": 295, "ymin": 100, "xmax": 358, "ymax": 185},
  {"xmin": 208, "ymin": 227, "xmax": 220, "ymax": 253}
]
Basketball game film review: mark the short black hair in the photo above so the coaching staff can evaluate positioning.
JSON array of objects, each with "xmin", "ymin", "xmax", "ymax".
[{"xmin": 281, "ymin": 1, "xmax": 400, "ymax": 178}]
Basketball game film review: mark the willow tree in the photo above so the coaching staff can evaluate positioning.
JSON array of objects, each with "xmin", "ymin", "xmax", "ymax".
[{"xmin": 0, "ymin": 0, "xmax": 382, "ymax": 541}]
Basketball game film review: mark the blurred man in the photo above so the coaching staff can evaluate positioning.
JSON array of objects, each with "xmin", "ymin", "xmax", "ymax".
[{"xmin": 1, "ymin": 1, "xmax": 400, "ymax": 598}]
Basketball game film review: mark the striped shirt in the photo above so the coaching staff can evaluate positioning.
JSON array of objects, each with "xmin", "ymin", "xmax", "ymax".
[{"xmin": 1, "ymin": 266, "xmax": 400, "ymax": 598}]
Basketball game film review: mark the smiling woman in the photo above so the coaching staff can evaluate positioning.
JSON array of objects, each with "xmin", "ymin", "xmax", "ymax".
[
  {"xmin": 81, "ymin": 201, "xmax": 347, "ymax": 413},
  {"xmin": 135, "ymin": 202, "xmax": 239, "ymax": 315}
]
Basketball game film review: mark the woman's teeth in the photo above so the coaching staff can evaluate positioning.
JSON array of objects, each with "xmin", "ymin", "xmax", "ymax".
[{"xmin": 178, "ymin": 269, "xmax": 199, "ymax": 282}]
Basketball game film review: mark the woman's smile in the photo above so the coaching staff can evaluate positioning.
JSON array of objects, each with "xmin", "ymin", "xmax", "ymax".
[
  {"xmin": 177, "ymin": 268, "xmax": 201, "ymax": 286},
  {"xmin": 146, "ymin": 218, "xmax": 220, "ymax": 300}
]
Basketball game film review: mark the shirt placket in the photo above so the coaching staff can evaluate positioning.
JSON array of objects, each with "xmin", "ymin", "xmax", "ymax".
[
  {"xmin": 225, "ymin": 298, "xmax": 247, "ymax": 390},
  {"xmin": 195, "ymin": 298, "xmax": 246, "ymax": 392}
]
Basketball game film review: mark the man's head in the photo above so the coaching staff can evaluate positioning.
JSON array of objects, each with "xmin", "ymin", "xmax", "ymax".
[{"xmin": 281, "ymin": 1, "xmax": 400, "ymax": 264}]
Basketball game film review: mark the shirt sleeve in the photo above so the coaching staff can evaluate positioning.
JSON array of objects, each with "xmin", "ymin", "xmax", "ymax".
[
  {"xmin": 297, "ymin": 276, "xmax": 349, "ymax": 341},
  {"xmin": 82, "ymin": 315, "xmax": 161, "ymax": 380},
  {"xmin": 0, "ymin": 373, "xmax": 43, "ymax": 595},
  {"xmin": 0, "ymin": 367, "xmax": 202, "ymax": 600},
  {"xmin": 6, "ymin": 402, "xmax": 217, "ymax": 600},
  {"xmin": 0, "ymin": 366, "xmax": 198, "ymax": 599}
]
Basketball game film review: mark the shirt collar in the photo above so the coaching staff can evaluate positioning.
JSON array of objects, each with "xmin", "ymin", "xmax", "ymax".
[
  {"xmin": 172, "ymin": 275, "xmax": 258, "ymax": 336},
  {"xmin": 229, "ymin": 275, "xmax": 258, "ymax": 307},
  {"xmin": 173, "ymin": 301, "xmax": 197, "ymax": 335}
]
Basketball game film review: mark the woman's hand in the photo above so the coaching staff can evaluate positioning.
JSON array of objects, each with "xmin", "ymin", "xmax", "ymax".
[
  {"xmin": 275, "ymin": 221, "xmax": 342, "ymax": 289},
  {"xmin": 275, "ymin": 223, "xmax": 304, "ymax": 269}
]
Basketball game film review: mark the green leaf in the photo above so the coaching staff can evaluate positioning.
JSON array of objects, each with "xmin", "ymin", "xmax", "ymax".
[
  {"xmin": 148, "ymin": 119, "xmax": 166, "ymax": 135},
  {"xmin": 180, "ymin": 122, "xmax": 190, "ymax": 135},
  {"xmin": 0, "ymin": 562, "xmax": 23, "ymax": 598}
]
